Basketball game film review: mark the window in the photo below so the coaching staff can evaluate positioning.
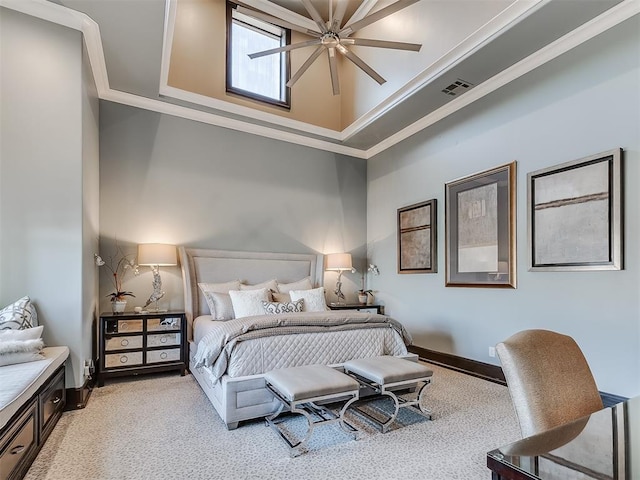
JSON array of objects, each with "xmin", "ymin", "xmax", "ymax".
[{"xmin": 226, "ymin": 3, "xmax": 291, "ymax": 108}]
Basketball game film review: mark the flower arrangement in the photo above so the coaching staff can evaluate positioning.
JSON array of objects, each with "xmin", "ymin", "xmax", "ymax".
[
  {"xmin": 358, "ymin": 264, "xmax": 379, "ymax": 296},
  {"xmin": 94, "ymin": 248, "xmax": 139, "ymax": 302}
]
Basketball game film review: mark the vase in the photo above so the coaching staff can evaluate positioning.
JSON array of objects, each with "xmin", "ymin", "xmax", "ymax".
[
  {"xmin": 358, "ymin": 293, "xmax": 368, "ymax": 304},
  {"xmin": 112, "ymin": 300, "xmax": 127, "ymax": 314}
]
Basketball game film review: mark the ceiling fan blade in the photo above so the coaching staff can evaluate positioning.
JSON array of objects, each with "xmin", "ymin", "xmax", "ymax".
[
  {"xmin": 341, "ymin": 38, "xmax": 421, "ymax": 52},
  {"xmin": 342, "ymin": 0, "xmax": 377, "ymax": 28},
  {"xmin": 337, "ymin": 45, "xmax": 386, "ymax": 85},
  {"xmin": 327, "ymin": 47, "xmax": 340, "ymax": 95},
  {"xmin": 248, "ymin": 39, "xmax": 322, "ymax": 59},
  {"xmin": 330, "ymin": 0, "xmax": 349, "ymax": 31},
  {"xmin": 286, "ymin": 46, "xmax": 326, "ymax": 88},
  {"xmin": 236, "ymin": 6, "xmax": 321, "ymax": 36},
  {"xmin": 301, "ymin": 0, "xmax": 328, "ymax": 33},
  {"xmin": 340, "ymin": 0, "xmax": 420, "ymax": 36}
]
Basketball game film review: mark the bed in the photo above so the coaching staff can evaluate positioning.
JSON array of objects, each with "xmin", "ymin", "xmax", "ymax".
[{"xmin": 179, "ymin": 247, "xmax": 415, "ymax": 429}]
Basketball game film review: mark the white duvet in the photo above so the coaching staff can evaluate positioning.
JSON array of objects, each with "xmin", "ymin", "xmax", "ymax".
[{"xmin": 193, "ymin": 311, "xmax": 412, "ymax": 382}]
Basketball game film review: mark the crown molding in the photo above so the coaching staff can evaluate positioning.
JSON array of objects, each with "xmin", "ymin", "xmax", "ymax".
[
  {"xmin": 340, "ymin": 0, "xmax": 549, "ymax": 141},
  {"xmin": 3, "ymin": 0, "xmax": 637, "ymax": 161},
  {"xmin": 365, "ymin": 0, "xmax": 640, "ymax": 158},
  {"xmin": 104, "ymin": 89, "xmax": 367, "ymax": 157}
]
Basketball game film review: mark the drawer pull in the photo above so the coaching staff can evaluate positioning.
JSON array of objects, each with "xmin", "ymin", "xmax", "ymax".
[
  {"xmin": 121, "ymin": 322, "xmax": 128, "ymax": 330},
  {"xmin": 160, "ymin": 336, "xmax": 168, "ymax": 344},
  {"xmin": 120, "ymin": 355, "xmax": 128, "ymax": 364},
  {"xmin": 10, "ymin": 445, "xmax": 26, "ymax": 455},
  {"xmin": 52, "ymin": 396, "xmax": 61, "ymax": 405},
  {"xmin": 121, "ymin": 339, "xmax": 129, "ymax": 347},
  {"xmin": 160, "ymin": 352, "xmax": 168, "ymax": 360}
]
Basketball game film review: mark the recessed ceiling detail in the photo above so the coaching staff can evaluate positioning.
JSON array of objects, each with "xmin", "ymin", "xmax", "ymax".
[
  {"xmin": 5, "ymin": 0, "xmax": 634, "ymax": 157},
  {"xmin": 242, "ymin": 0, "xmax": 423, "ymax": 95}
]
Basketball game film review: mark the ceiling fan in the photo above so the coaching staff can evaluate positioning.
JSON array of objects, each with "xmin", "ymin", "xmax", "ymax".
[{"xmin": 239, "ymin": 0, "xmax": 422, "ymax": 95}]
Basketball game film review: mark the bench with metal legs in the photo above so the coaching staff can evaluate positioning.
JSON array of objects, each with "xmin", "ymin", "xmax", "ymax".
[
  {"xmin": 343, "ymin": 356, "xmax": 433, "ymax": 433},
  {"xmin": 264, "ymin": 364, "xmax": 360, "ymax": 457}
]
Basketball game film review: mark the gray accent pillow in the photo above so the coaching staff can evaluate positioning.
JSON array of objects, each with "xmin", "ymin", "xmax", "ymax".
[
  {"xmin": 276, "ymin": 276, "xmax": 313, "ymax": 293},
  {"xmin": 262, "ymin": 299, "xmax": 304, "ymax": 315},
  {"xmin": 202, "ymin": 292, "xmax": 235, "ymax": 321},
  {"xmin": 0, "ymin": 296, "xmax": 38, "ymax": 330}
]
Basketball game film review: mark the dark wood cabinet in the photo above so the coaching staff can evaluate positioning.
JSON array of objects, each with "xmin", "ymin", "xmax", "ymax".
[
  {"xmin": 328, "ymin": 303, "xmax": 384, "ymax": 315},
  {"xmin": 97, "ymin": 311, "xmax": 187, "ymax": 387},
  {"xmin": 0, "ymin": 364, "xmax": 66, "ymax": 480}
]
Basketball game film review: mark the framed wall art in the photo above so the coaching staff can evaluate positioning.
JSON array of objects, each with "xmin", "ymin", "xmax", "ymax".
[
  {"xmin": 445, "ymin": 162, "xmax": 516, "ymax": 288},
  {"xmin": 398, "ymin": 199, "xmax": 437, "ymax": 274},
  {"xmin": 528, "ymin": 148, "xmax": 622, "ymax": 271}
]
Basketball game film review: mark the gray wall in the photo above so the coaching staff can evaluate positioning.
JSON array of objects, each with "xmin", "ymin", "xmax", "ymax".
[
  {"xmin": 98, "ymin": 102, "xmax": 367, "ymax": 313},
  {"xmin": 0, "ymin": 9, "xmax": 100, "ymax": 388},
  {"xmin": 367, "ymin": 18, "xmax": 640, "ymax": 397}
]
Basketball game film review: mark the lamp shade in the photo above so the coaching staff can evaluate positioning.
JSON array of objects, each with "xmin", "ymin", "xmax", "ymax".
[
  {"xmin": 325, "ymin": 253, "xmax": 352, "ymax": 271},
  {"xmin": 137, "ymin": 244, "xmax": 177, "ymax": 266}
]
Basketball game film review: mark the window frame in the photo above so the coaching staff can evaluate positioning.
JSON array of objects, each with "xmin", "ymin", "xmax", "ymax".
[{"xmin": 226, "ymin": 2, "xmax": 291, "ymax": 109}]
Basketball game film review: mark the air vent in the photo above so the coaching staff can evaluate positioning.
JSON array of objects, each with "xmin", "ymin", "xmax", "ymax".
[{"xmin": 442, "ymin": 79, "xmax": 474, "ymax": 96}]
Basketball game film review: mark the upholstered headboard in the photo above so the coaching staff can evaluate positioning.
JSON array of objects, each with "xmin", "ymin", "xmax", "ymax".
[{"xmin": 179, "ymin": 247, "xmax": 324, "ymax": 340}]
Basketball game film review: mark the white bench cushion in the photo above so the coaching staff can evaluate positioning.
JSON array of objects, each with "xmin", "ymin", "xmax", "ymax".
[
  {"xmin": 0, "ymin": 346, "xmax": 69, "ymax": 430},
  {"xmin": 265, "ymin": 364, "xmax": 359, "ymax": 402},
  {"xmin": 344, "ymin": 356, "xmax": 433, "ymax": 385}
]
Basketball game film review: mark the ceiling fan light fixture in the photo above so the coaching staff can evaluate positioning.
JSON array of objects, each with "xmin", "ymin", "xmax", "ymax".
[{"xmin": 246, "ymin": 0, "xmax": 423, "ymax": 95}]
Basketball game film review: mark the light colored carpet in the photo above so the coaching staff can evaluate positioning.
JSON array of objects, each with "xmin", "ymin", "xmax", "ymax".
[{"xmin": 25, "ymin": 363, "xmax": 519, "ymax": 480}]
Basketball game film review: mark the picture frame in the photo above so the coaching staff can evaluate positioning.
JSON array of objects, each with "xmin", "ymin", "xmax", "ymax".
[
  {"xmin": 397, "ymin": 199, "xmax": 437, "ymax": 274},
  {"xmin": 528, "ymin": 148, "xmax": 622, "ymax": 271},
  {"xmin": 445, "ymin": 162, "xmax": 516, "ymax": 288}
]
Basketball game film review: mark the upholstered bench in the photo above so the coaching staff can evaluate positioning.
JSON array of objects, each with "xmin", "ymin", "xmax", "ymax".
[
  {"xmin": 264, "ymin": 364, "xmax": 360, "ymax": 456},
  {"xmin": 343, "ymin": 355, "xmax": 433, "ymax": 433}
]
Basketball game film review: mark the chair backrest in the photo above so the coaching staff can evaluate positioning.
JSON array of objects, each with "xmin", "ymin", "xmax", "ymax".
[{"xmin": 496, "ymin": 329, "xmax": 603, "ymax": 438}]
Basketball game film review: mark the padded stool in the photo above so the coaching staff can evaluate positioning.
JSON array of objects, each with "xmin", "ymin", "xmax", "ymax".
[
  {"xmin": 264, "ymin": 364, "xmax": 360, "ymax": 456},
  {"xmin": 343, "ymin": 356, "xmax": 433, "ymax": 433}
]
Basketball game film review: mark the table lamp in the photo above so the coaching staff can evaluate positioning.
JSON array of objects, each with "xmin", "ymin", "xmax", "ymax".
[
  {"xmin": 326, "ymin": 253, "xmax": 354, "ymax": 305},
  {"xmin": 137, "ymin": 243, "xmax": 177, "ymax": 312}
]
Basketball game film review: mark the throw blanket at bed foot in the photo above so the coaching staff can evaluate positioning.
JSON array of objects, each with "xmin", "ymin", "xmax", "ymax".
[{"xmin": 193, "ymin": 311, "xmax": 413, "ymax": 382}]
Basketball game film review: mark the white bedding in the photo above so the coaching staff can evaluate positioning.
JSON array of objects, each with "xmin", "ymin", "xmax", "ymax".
[
  {"xmin": 0, "ymin": 346, "xmax": 69, "ymax": 429},
  {"xmin": 192, "ymin": 311, "xmax": 410, "ymax": 382},
  {"xmin": 193, "ymin": 315, "xmax": 218, "ymax": 346}
]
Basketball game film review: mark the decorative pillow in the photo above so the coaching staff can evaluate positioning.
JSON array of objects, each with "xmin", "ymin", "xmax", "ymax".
[
  {"xmin": 198, "ymin": 281, "xmax": 241, "ymax": 316},
  {"xmin": 0, "ymin": 296, "xmax": 38, "ymax": 330},
  {"xmin": 0, "ymin": 338, "xmax": 44, "ymax": 355},
  {"xmin": 198, "ymin": 280, "xmax": 241, "ymax": 294},
  {"xmin": 0, "ymin": 325, "xmax": 43, "ymax": 341},
  {"xmin": 240, "ymin": 279, "xmax": 278, "ymax": 291},
  {"xmin": 289, "ymin": 287, "xmax": 328, "ymax": 312},
  {"xmin": 262, "ymin": 299, "xmax": 304, "ymax": 315},
  {"xmin": 0, "ymin": 350, "xmax": 45, "ymax": 367},
  {"xmin": 229, "ymin": 288, "xmax": 270, "ymax": 318},
  {"xmin": 277, "ymin": 276, "xmax": 313, "ymax": 293},
  {"xmin": 202, "ymin": 292, "xmax": 235, "ymax": 321},
  {"xmin": 270, "ymin": 291, "xmax": 291, "ymax": 303}
]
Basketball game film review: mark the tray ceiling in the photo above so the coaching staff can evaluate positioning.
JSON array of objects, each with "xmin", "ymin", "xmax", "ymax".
[{"xmin": 6, "ymin": 0, "xmax": 634, "ymax": 158}]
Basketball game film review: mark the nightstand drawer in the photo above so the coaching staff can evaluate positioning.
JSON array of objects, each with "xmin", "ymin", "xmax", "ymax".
[
  {"xmin": 146, "ymin": 348, "xmax": 181, "ymax": 364},
  {"xmin": 147, "ymin": 317, "xmax": 181, "ymax": 331},
  {"xmin": 105, "ymin": 351, "xmax": 143, "ymax": 368},
  {"xmin": 98, "ymin": 312, "xmax": 186, "ymax": 386},
  {"xmin": 105, "ymin": 319, "xmax": 143, "ymax": 334},
  {"xmin": 105, "ymin": 335, "xmax": 143, "ymax": 351},
  {"xmin": 147, "ymin": 333, "xmax": 180, "ymax": 347}
]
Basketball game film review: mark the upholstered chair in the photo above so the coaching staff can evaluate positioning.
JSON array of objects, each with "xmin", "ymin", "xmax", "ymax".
[{"xmin": 496, "ymin": 329, "xmax": 603, "ymax": 438}]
